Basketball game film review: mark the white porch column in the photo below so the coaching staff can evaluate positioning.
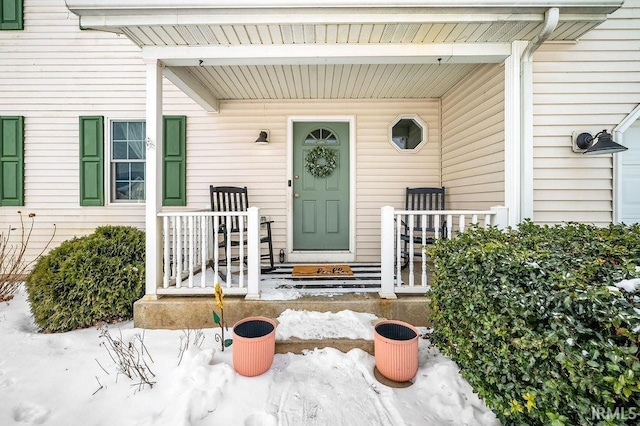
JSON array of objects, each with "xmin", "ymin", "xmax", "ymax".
[
  {"xmin": 246, "ymin": 207, "xmax": 261, "ymax": 300},
  {"xmin": 504, "ymin": 41, "xmax": 527, "ymax": 228},
  {"xmin": 490, "ymin": 206, "xmax": 509, "ymax": 230},
  {"xmin": 144, "ymin": 59, "xmax": 164, "ymax": 298},
  {"xmin": 380, "ymin": 206, "xmax": 397, "ymax": 299},
  {"xmin": 520, "ymin": 52, "xmax": 535, "ymax": 222}
]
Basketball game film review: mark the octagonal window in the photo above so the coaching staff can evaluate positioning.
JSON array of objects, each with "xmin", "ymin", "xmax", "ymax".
[{"xmin": 388, "ymin": 114, "xmax": 428, "ymax": 153}]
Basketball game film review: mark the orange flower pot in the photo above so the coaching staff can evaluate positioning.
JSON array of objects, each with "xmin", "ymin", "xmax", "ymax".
[
  {"xmin": 232, "ymin": 316, "xmax": 277, "ymax": 377},
  {"xmin": 374, "ymin": 320, "xmax": 419, "ymax": 382}
]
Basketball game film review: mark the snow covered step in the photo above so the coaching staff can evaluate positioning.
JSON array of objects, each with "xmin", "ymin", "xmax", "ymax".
[
  {"xmin": 274, "ymin": 309, "xmax": 378, "ymax": 354},
  {"xmin": 276, "ymin": 337, "xmax": 374, "ymax": 355}
]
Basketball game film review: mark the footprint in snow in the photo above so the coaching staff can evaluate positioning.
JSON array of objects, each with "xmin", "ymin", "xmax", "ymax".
[
  {"xmin": 0, "ymin": 376, "xmax": 17, "ymax": 388},
  {"xmin": 245, "ymin": 412, "xmax": 278, "ymax": 426},
  {"xmin": 12, "ymin": 401, "xmax": 49, "ymax": 424},
  {"xmin": 0, "ymin": 368, "xmax": 16, "ymax": 388}
]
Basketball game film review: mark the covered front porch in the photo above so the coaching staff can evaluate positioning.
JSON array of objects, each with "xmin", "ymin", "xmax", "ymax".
[{"xmin": 135, "ymin": 204, "xmax": 507, "ymax": 329}]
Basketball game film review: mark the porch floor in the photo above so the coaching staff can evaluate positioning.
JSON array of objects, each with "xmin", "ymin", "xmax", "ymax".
[{"xmin": 159, "ymin": 262, "xmax": 431, "ymax": 295}]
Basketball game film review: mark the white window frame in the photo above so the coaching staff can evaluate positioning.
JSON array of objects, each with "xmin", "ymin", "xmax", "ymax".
[
  {"xmin": 388, "ymin": 114, "xmax": 428, "ymax": 153},
  {"xmin": 106, "ymin": 118, "xmax": 146, "ymax": 205}
]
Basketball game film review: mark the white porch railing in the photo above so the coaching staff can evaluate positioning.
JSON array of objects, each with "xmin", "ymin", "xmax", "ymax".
[
  {"xmin": 156, "ymin": 207, "xmax": 262, "ymax": 299},
  {"xmin": 153, "ymin": 205, "xmax": 507, "ymax": 300},
  {"xmin": 380, "ymin": 205, "xmax": 508, "ymax": 299}
]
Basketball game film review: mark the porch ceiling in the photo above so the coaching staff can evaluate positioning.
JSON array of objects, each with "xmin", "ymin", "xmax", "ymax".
[{"xmin": 67, "ymin": 1, "xmax": 623, "ymax": 110}]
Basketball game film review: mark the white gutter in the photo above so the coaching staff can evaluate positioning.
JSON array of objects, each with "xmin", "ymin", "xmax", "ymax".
[
  {"xmin": 66, "ymin": 0, "xmax": 621, "ymax": 35},
  {"xmin": 65, "ymin": 0, "xmax": 623, "ymax": 14},
  {"xmin": 65, "ymin": 0, "xmax": 623, "ymax": 9},
  {"xmin": 520, "ymin": 8, "xmax": 559, "ymax": 222}
]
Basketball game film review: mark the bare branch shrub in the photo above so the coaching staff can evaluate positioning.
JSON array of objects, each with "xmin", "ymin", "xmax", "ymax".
[
  {"xmin": 98, "ymin": 326, "xmax": 156, "ymax": 390},
  {"xmin": 177, "ymin": 329, "xmax": 205, "ymax": 366},
  {"xmin": 1, "ymin": 211, "xmax": 56, "ymax": 303}
]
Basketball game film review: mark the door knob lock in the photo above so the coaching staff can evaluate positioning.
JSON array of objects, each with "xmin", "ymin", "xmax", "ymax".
[{"xmin": 294, "ymin": 193, "xmax": 300, "ymax": 198}]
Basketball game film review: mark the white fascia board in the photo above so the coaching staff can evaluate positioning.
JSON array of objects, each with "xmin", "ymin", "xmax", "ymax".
[
  {"xmin": 68, "ymin": 1, "xmax": 623, "ymax": 28},
  {"xmin": 78, "ymin": 12, "xmax": 543, "ymax": 28},
  {"xmin": 163, "ymin": 66, "xmax": 219, "ymax": 113},
  {"xmin": 75, "ymin": 11, "xmax": 611, "ymax": 28},
  {"xmin": 143, "ymin": 43, "xmax": 512, "ymax": 66},
  {"xmin": 66, "ymin": 1, "xmax": 624, "ymax": 15}
]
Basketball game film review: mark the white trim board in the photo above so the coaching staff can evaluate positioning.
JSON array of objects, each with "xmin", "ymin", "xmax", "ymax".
[{"xmin": 613, "ymin": 103, "xmax": 640, "ymax": 224}]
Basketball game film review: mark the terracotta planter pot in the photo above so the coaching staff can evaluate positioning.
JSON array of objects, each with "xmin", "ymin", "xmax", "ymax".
[
  {"xmin": 374, "ymin": 320, "xmax": 419, "ymax": 382},
  {"xmin": 232, "ymin": 316, "xmax": 277, "ymax": 377}
]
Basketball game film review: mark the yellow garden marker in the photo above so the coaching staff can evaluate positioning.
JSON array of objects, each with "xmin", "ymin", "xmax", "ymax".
[{"xmin": 212, "ymin": 283, "xmax": 232, "ymax": 351}]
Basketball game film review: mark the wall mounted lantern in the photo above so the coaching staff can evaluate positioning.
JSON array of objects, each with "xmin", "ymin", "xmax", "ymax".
[
  {"xmin": 255, "ymin": 130, "xmax": 269, "ymax": 145},
  {"xmin": 572, "ymin": 130, "xmax": 628, "ymax": 155}
]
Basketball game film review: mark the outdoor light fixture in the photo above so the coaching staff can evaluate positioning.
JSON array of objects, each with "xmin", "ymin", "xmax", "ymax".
[
  {"xmin": 572, "ymin": 129, "xmax": 628, "ymax": 155},
  {"xmin": 255, "ymin": 130, "xmax": 269, "ymax": 145}
]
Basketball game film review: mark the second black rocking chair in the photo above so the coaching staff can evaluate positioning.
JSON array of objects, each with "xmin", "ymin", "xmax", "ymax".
[
  {"xmin": 400, "ymin": 186, "xmax": 446, "ymax": 268},
  {"xmin": 209, "ymin": 185, "xmax": 275, "ymax": 272}
]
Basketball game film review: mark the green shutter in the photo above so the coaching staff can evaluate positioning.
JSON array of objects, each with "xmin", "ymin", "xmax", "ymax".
[
  {"xmin": 1, "ymin": 0, "xmax": 23, "ymax": 30},
  {"xmin": 79, "ymin": 116, "xmax": 104, "ymax": 206},
  {"xmin": 163, "ymin": 115, "xmax": 186, "ymax": 206},
  {"xmin": 0, "ymin": 116, "xmax": 24, "ymax": 206}
]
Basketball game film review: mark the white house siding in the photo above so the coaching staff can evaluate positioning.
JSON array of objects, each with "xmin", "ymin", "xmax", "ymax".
[
  {"xmin": 7, "ymin": 1, "xmax": 636, "ymax": 268},
  {"xmin": 0, "ymin": 0, "xmax": 195, "ymax": 261},
  {"xmin": 441, "ymin": 63, "xmax": 506, "ymax": 210},
  {"xmin": 185, "ymin": 99, "xmax": 441, "ymax": 263},
  {"xmin": 1, "ymin": 2, "xmax": 441, "ymax": 264},
  {"xmin": 531, "ymin": 0, "xmax": 640, "ymax": 225}
]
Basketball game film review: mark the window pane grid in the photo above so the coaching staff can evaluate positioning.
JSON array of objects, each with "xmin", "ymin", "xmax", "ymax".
[
  {"xmin": 111, "ymin": 121, "xmax": 146, "ymax": 202},
  {"xmin": 304, "ymin": 128, "xmax": 338, "ymax": 145}
]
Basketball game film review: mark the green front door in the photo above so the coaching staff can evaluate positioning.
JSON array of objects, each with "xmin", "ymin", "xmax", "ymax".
[{"xmin": 293, "ymin": 121, "xmax": 349, "ymax": 250}]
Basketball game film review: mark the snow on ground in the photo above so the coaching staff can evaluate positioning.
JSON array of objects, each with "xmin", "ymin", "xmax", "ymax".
[{"xmin": 0, "ymin": 290, "xmax": 500, "ymax": 426}]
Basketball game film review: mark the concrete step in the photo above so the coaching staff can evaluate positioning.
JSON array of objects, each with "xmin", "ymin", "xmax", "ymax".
[{"xmin": 134, "ymin": 293, "xmax": 431, "ymax": 330}]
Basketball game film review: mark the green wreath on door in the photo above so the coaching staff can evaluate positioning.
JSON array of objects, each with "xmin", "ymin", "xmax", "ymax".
[{"xmin": 305, "ymin": 146, "xmax": 338, "ymax": 178}]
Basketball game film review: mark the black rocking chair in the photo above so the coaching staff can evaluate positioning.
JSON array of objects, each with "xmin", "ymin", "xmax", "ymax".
[
  {"xmin": 209, "ymin": 185, "xmax": 275, "ymax": 272},
  {"xmin": 400, "ymin": 186, "xmax": 446, "ymax": 268}
]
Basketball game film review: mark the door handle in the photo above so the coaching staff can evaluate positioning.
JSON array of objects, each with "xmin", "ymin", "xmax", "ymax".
[{"xmin": 294, "ymin": 193, "xmax": 300, "ymax": 198}]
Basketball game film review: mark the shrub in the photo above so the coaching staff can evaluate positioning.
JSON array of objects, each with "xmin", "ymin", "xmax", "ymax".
[
  {"xmin": 26, "ymin": 226, "xmax": 145, "ymax": 332},
  {"xmin": 428, "ymin": 221, "xmax": 640, "ymax": 425},
  {"xmin": 1, "ymin": 211, "xmax": 55, "ymax": 302}
]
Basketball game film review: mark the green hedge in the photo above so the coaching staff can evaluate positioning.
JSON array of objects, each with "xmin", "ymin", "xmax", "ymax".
[
  {"xmin": 26, "ymin": 226, "xmax": 145, "ymax": 333},
  {"xmin": 428, "ymin": 221, "xmax": 639, "ymax": 425}
]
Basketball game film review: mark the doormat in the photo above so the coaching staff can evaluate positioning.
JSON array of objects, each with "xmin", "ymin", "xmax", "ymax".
[{"xmin": 292, "ymin": 264, "xmax": 354, "ymax": 277}]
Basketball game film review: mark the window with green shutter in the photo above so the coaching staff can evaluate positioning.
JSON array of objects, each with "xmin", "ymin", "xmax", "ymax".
[
  {"xmin": 79, "ymin": 115, "xmax": 186, "ymax": 207},
  {"xmin": 1, "ymin": 0, "xmax": 23, "ymax": 30},
  {"xmin": 79, "ymin": 116, "xmax": 105, "ymax": 206},
  {"xmin": 163, "ymin": 116, "xmax": 186, "ymax": 206},
  {"xmin": 0, "ymin": 116, "xmax": 24, "ymax": 206}
]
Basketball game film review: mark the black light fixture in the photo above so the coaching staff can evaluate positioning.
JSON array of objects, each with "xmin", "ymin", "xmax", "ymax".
[
  {"xmin": 255, "ymin": 130, "xmax": 269, "ymax": 145},
  {"xmin": 574, "ymin": 129, "xmax": 628, "ymax": 155}
]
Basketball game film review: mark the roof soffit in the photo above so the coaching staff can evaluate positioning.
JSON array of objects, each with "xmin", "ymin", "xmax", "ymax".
[{"xmin": 67, "ymin": 1, "xmax": 624, "ymax": 48}]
